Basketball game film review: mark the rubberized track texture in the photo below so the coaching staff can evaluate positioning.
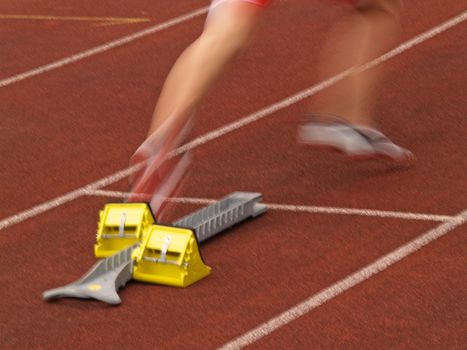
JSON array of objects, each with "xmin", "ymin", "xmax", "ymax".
[{"xmin": 0, "ymin": 0, "xmax": 466, "ymax": 349}]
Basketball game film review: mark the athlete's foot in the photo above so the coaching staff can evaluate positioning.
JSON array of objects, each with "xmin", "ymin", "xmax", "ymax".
[
  {"xmin": 298, "ymin": 115, "xmax": 415, "ymax": 165},
  {"xmin": 128, "ymin": 120, "xmax": 192, "ymax": 222},
  {"xmin": 354, "ymin": 125, "xmax": 415, "ymax": 165},
  {"xmin": 129, "ymin": 149, "xmax": 191, "ymax": 221}
]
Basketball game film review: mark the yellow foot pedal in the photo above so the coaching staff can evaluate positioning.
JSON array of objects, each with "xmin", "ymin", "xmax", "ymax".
[
  {"xmin": 132, "ymin": 225, "xmax": 211, "ymax": 287},
  {"xmin": 94, "ymin": 203, "xmax": 155, "ymax": 258}
]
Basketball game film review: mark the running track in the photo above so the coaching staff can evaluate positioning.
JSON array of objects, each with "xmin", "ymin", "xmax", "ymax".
[{"xmin": 1, "ymin": 0, "xmax": 466, "ymax": 349}]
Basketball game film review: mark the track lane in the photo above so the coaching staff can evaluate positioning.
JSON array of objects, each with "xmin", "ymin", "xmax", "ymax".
[
  {"xmin": 0, "ymin": 197, "xmax": 444, "ymax": 349},
  {"xmin": 0, "ymin": 0, "xmax": 208, "ymax": 77},
  {"xmin": 0, "ymin": 0, "xmax": 466, "ymax": 349},
  {"xmin": 243, "ymin": 224, "xmax": 467, "ymax": 350},
  {"xmin": 1, "ymin": 4, "xmax": 466, "ymax": 220}
]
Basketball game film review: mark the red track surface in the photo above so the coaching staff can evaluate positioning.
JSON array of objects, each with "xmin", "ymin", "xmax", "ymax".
[{"xmin": 1, "ymin": 0, "xmax": 466, "ymax": 349}]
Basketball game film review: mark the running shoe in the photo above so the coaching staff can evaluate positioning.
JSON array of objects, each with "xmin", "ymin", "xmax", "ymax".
[{"xmin": 298, "ymin": 114, "xmax": 415, "ymax": 164}]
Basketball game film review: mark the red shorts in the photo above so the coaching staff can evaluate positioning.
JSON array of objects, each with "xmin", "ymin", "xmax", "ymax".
[
  {"xmin": 210, "ymin": 0, "xmax": 356, "ymax": 9},
  {"xmin": 210, "ymin": 0, "xmax": 270, "ymax": 9}
]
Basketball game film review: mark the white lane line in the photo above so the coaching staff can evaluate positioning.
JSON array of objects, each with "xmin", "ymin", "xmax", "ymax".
[
  {"xmin": 0, "ymin": 11, "xmax": 465, "ymax": 232},
  {"xmin": 85, "ymin": 189, "xmax": 455, "ymax": 222},
  {"xmin": 0, "ymin": 165, "xmax": 141, "ymax": 231},
  {"xmin": 217, "ymin": 209, "xmax": 467, "ymax": 350},
  {"xmin": 0, "ymin": 14, "xmax": 150, "ymax": 24},
  {"xmin": 266, "ymin": 203, "xmax": 454, "ymax": 222},
  {"xmin": 0, "ymin": 6, "xmax": 209, "ymax": 88}
]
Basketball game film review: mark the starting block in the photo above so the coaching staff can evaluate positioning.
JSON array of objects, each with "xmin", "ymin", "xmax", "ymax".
[{"xmin": 43, "ymin": 192, "xmax": 266, "ymax": 304}]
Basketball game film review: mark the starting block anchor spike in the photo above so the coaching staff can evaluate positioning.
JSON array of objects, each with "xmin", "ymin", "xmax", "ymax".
[
  {"xmin": 119, "ymin": 212, "xmax": 127, "ymax": 237},
  {"xmin": 43, "ymin": 244, "xmax": 138, "ymax": 305}
]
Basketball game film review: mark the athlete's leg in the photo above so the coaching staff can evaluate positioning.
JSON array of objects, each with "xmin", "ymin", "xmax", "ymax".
[
  {"xmin": 148, "ymin": 1, "xmax": 264, "ymax": 136},
  {"xmin": 300, "ymin": 0, "xmax": 413, "ymax": 164},
  {"xmin": 314, "ymin": 0, "xmax": 403, "ymax": 125},
  {"xmin": 129, "ymin": 1, "xmax": 264, "ymax": 221}
]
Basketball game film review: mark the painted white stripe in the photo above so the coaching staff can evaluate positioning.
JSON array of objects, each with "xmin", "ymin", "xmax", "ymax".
[
  {"xmin": 0, "ymin": 14, "xmax": 150, "ymax": 24},
  {"xmin": 0, "ymin": 165, "xmax": 141, "ymax": 231},
  {"xmin": 85, "ymin": 190, "xmax": 454, "ymax": 222},
  {"xmin": 217, "ymin": 209, "xmax": 467, "ymax": 350},
  {"xmin": 0, "ymin": 11, "xmax": 465, "ymax": 231},
  {"xmin": 0, "ymin": 6, "xmax": 209, "ymax": 88},
  {"xmin": 266, "ymin": 203, "xmax": 454, "ymax": 222}
]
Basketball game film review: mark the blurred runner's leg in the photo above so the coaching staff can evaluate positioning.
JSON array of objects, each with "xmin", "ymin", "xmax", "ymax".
[
  {"xmin": 129, "ymin": 1, "xmax": 264, "ymax": 221},
  {"xmin": 300, "ymin": 0, "xmax": 413, "ymax": 164}
]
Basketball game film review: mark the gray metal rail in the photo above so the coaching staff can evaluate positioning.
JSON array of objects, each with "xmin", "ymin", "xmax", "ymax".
[
  {"xmin": 43, "ymin": 244, "xmax": 138, "ymax": 304},
  {"xmin": 174, "ymin": 192, "xmax": 267, "ymax": 243}
]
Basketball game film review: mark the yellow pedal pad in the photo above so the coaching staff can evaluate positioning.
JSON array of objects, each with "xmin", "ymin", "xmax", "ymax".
[
  {"xmin": 132, "ymin": 225, "xmax": 211, "ymax": 287},
  {"xmin": 94, "ymin": 203, "xmax": 155, "ymax": 258}
]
